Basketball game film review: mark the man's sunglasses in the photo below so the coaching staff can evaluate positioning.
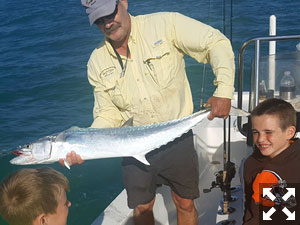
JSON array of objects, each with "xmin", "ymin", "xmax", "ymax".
[{"xmin": 95, "ymin": 1, "xmax": 119, "ymax": 26}]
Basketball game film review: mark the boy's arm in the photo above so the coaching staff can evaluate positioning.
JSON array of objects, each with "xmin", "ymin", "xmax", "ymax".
[
  {"xmin": 243, "ymin": 159, "xmax": 258, "ymax": 225},
  {"xmin": 243, "ymin": 178, "xmax": 254, "ymax": 224}
]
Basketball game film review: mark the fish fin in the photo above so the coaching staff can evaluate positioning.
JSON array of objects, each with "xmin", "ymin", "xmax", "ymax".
[
  {"xmin": 55, "ymin": 131, "xmax": 67, "ymax": 142},
  {"xmin": 63, "ymin": 159, "xmax": 71, "ymax": 170},
  {"xmin": 122, "ymin": 117, "xmax": 134, "ymax": 127},
  {"xmin": 133, "ymin": 155, "xmax": 150, "ymax": 165},
  {"xmin": 229, "ymin": 106, "xmax": 250, "ymax": 117},
  {"xmin": 66, "ymin": 126, "xmax": 82, "ymax": 132},
  {"xmin": 55, "ymin": 126, "xmax": 81, "ymax": 142}
]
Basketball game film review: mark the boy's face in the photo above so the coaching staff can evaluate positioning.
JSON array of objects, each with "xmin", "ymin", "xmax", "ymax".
[
  {"xmin": 252, "ymin": 114, "xmax": 295, "ymax": 158},
  {"xmin": 44, "ymin": 190, "xmax": 71, "ymax": 225}
]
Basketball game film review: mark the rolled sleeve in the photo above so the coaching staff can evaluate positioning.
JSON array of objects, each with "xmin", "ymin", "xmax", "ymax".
[
  {"xmin": 90, "ymin": 89, "xmax": 123, "ymax": 128},
  {"xmin": 171, "ymin": 13, "xmax": 235, "ymax": 99},
  {"xmin": 209, "ymin": 39, "xmax": 235, "ymax": 99},
  {"xmin": 87, "ymin": 59, "xmax": 123, "ymax": 128}
]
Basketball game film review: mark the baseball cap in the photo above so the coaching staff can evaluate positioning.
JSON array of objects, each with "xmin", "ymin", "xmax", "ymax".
[{"xmin": 81, "ymin": 0, "xmax": 117, "ymax": 25}]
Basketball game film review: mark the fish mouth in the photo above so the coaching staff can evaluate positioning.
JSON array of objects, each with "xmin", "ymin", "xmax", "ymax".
[
  {"xmin": 10, "ymin": 150, "xmax": 33, "ymax": 165},
  {"xmin": 10, "ymin": 154, "xmax": 33, "ymax": 165},
  {"xmin": 12, "ymin": 149, "xmax": 32, "ymax": 156},
  {"xmin": 12, "ymin": 150, "xmax": 23, "ymax": 156}
]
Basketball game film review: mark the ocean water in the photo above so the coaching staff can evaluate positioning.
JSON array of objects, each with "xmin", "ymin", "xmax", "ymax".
[{"xmin": 1, "ymin": 0, "xmax": 300, "ymax": 224}]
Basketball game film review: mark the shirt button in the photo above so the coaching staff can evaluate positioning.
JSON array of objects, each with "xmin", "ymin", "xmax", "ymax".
[
  {"xmin": 144, "ymin": 97, "xmax": 147, "ymax": 101},
  {"xmin": 137, "ymin": 78, "xmax": 140, "ymax": 82}
]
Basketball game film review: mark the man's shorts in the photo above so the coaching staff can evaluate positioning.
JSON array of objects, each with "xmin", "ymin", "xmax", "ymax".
[{"xmin": 122, "ymin": 130, "xmax": 199, "ymax": 209}]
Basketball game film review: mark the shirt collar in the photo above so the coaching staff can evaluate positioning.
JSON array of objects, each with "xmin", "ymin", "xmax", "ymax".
[{"xmin": 128, "ymin": 14, "xmax": 136, "ymax": 44}]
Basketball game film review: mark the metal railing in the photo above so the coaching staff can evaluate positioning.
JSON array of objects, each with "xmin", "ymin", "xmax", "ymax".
[{"xmin": 237, "ymin": 35, "xmax": 300, "ymax": 134}]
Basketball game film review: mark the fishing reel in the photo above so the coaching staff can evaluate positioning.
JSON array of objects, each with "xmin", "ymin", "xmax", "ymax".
[{"xmin": 203, "ymin": 161, "xmax": 236, "ymax": 193}]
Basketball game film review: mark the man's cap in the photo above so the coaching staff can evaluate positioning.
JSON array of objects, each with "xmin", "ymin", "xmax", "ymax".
[{"xmin": 81, "ymin": 0, "xmax": 116, "ymax": 25}]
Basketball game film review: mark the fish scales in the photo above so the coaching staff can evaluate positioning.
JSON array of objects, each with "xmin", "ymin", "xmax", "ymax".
[{"xmin": 9, "ymin": 109, "xmax": 211, "ymax": 166}]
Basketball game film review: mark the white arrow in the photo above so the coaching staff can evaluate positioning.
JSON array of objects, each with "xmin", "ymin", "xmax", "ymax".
[
  {"xmin": 263, "ymin": 188, "xmax": 276, "ymax": 201},
  {"xmin": 282, "ymin": 188, "xmax": 295, "ymax": 201},
  {"xmin": 282, "ymin": 207, "xmax": 295, "ymax": 220},
  {"xmin": 263, "ymin": 207, "xmax": 276, "ymax": 220}
]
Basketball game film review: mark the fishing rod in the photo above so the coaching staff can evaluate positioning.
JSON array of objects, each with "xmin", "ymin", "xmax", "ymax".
[
  {"xmin": 221, "ymin": 0, "xmax": 238, "ymax": 220},
  {"xmin": 203, "ymin": 1, "xmax": 237, "ymax": 224}
]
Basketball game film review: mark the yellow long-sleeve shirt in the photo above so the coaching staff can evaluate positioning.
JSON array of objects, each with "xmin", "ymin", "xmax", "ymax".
[{"xmin": 87, "ymin": 12, "xmax": 235, "ymax": 128}]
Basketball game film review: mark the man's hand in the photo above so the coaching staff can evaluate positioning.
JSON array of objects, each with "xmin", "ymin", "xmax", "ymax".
[
  {"xmin": 205, "ymin": 96, "xmax": 231, "ymax": 120},
  {"xmin": 59, "ymin": 151, "xmax": 85, "ymax": 167}
]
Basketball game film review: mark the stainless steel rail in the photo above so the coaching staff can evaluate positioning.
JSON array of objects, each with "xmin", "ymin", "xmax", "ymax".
[{"xmin": 237, "ymin": 35, "xmax": 300, "ymax": 133}]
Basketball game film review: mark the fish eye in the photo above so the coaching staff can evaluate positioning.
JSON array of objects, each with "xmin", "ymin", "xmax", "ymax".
[{"xmin": 22, "ymin": 144, "xmax": 32, "ymax": 150}]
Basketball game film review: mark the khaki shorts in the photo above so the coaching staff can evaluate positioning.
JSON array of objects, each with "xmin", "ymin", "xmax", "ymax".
[{"xmin": 122, "ymin": 130, "xmax": 199, "ymax": 209}]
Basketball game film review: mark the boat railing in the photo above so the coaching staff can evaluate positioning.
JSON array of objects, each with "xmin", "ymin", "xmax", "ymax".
[{"xmin": 237, "ymin": 34, "xmax": 300, "ymax": 134}]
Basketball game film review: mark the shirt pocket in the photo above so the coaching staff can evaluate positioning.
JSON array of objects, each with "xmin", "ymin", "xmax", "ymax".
[
  {"xmin": 100, "ymin": 68, "xmax": 131, "ymax": 111},
  {"xmin": 143, "ymin": 41, "xmax": 174, "ymax": 88}
]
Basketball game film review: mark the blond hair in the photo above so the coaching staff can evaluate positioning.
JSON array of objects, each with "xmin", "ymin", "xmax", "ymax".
[{"xmin": 0, "ymin": 167, "xmax": 69, "ymax": 225}]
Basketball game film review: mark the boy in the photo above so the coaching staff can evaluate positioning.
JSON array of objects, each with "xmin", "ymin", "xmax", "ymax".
[
  {"xmin": 0, "ymin": 167, "xmax": 71, "ymax": 225},
  {"xmin": 243, "ymin": 98, "xmax": 300, "ymax": 225}
]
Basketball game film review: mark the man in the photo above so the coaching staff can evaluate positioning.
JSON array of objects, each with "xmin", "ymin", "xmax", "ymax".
[{"xmin": 64, "ymin": 0, "xmax": 235, "ymax": 224}]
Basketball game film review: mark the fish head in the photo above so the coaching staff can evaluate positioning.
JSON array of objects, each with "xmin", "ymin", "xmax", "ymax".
[{"xmin": 10, "ymin": 138, "xmax": 52, "ymax": 165}]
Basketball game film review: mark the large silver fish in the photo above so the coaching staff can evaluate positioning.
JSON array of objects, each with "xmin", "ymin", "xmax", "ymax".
[{"xmin": 10, "ymin": 107, "xmax": 249, "ymax": 167}]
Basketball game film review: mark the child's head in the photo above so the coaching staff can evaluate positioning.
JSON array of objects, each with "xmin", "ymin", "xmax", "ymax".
[
  {"xmin": 0, "ymin": 167, "xmax": 70, "ymax": 225},
  {"xmin": 251, "ymin": 98, "xmax": 297, "ymax": 158}
]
